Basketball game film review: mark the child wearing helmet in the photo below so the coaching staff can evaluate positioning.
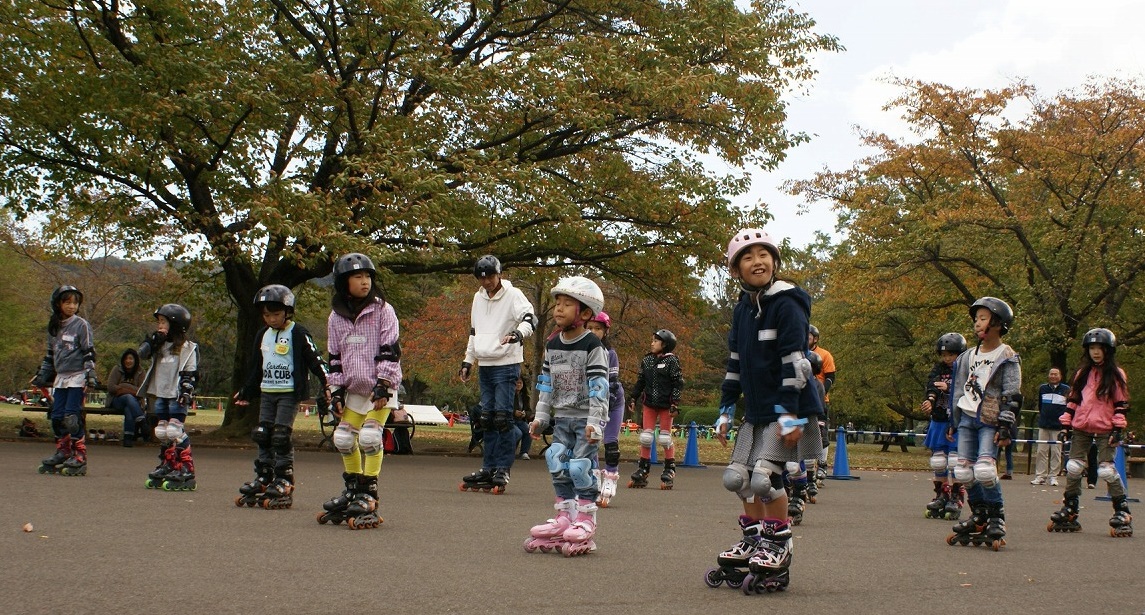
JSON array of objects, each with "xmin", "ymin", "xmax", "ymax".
[
  {"xmin": 626, "ymin": 328, "xmax": 684, "ymax": 489},
  {"xmin": 33, "ymin": 285, "xmax": 97, "ymax": 476},
  {"xmin": 585, "ymin": 311, "xmax": 625, "ymax": 506},
  {"xmin": 318, "ymin": 253, "xmax": 402, "ymax": 529},
  {"xmin": 946, "ymin": 297, "xmax": 1021, "ymax": 550},
  {"xmin": 138, "ymin": 303, "xmax": 200, "ymax": 491},
  {"xmin": 707, "ymin": 228, "xmax": 823, "ymax": 593},
  {"xmin": 921, "ymin": 333, "xmax": 967, "ymax": 521},
  {"xmin": 525, "ymin": 276, "xmax": 610, "ymax": 556},
  {"xmin": 232, "ymin": 284, "xmax": 332, "ymax": 509},
  {"xmin": 1048, "ymin": 328, "xmax": 1133, "ymax": 537}
]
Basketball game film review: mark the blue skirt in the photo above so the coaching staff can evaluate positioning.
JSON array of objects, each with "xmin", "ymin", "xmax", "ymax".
[{"xmin": 923, "ymin": 420, "xmax": 952, "ymax": 453}]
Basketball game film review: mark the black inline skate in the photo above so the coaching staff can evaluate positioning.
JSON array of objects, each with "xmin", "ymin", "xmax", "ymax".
[
  {"xmin": 60, "ymin": 445, "xmax": 88, "ymax": 477},
  {"xmin": 628, "ymin": 458, "xmax": 651, "ymax": 488},
  {"xmin": 943, "ymin": 483, "xmax": 964, "ymax": 520},
  {"xmin": 38, "ymin": 437, "xmax": 71, "ymax": 475},
  {"xmin": 317, "ymin": 472, "xmax": 359, "ymax": 525},
  {"xmin": 345, "ymin": 475, "xmax": 382, "ymax": 530},
  {"xmin": 705, "ymin": 516, "xmax": 761, "ymax": 589},
  {"xmin": 488, "ymin": 467, "xmax": 509, "ymax": 495},
  {"xmin": 925, "ymin": 482, "xmax": 948, "ymax": 519},
  {"xmin": 742, "ymin": 519, "xmax": 793, "ymax": 594},
  {"xmin": 262, "ymin": 473, "xmax": 295, "ymax": 510},
  {"xmin": 1047, "ymin": 494, "xmax": 1081, "ymax": 533},
  {"xmin": 146, "ymin": 444, "xmax": 176, "ymax": 489},
  {"xmin": 660, "ymin": 459, "xmax": 676, "ymax": 490},
  {"xmin": 235, "ymin": 461, "xmax": 273, "ymax": 508},
  {"xmin": 162, "ymin": 444, "xmax": 196, "ymax": 491},
  {"xmin": 805, "ymin": 479, "xmax": 819, "ymax": 504},
  {"xmin": 983, "ymin": 502, "xmax": 1007, "ymax": 550},
  {"xmin": 788, "ymin": 485, "xmax": 807, "ymax": 526},
  {"xmin": 459, "ymin": 468, "xmax": 497, "ymax": 493},
  {"xmin": 947, "ymin": 501, "xmax": 990, "ymax": 547},
  {"xmin": 1109, "ymin": 495, "xmax": 1133, "ymax": 538}
]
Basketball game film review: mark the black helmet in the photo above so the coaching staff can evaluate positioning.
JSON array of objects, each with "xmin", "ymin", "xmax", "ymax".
[
  {"xmin": 808, "ymin": 324, "xmax": 820, "ymax": 339},
  {"xmin": 806, "ymin": 350, "xmax": 823, "ymax": 375},
  {"xmin": 969, "ymin": 297, "xmax": 1013, "ymax": 335},
  {"xmin": 50, "ymin": 285, "xmax": 83, "ymax": 311},
  {"xmin": 936, "ymin": 332, "xmax": 967, "ymax": 354},
  {"xmin": 474, "ymin": 255, "xmax": 502, "ymax": 278},
  {"xmin": 653, "ymin": 329, "xmax": 677, "ymax": 353},
  {"xmin": 154, "ymin": 303, "xmax": 192, "ymax": 333},
  {"xmin": 254, "ymin": 284, "xmax": 295, "ymax": 311},
  {"xmin": 1081, "ymin": 328, "xmax": 1116, "ymax": 350},
  {"xmin": 334, "ymin": 253, "xmax": 376, "ymax": 279}
]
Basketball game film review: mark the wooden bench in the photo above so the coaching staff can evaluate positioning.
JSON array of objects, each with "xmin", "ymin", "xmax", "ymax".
[
  {"xmin": 875, "ymin": 434, "xmax": 911, "ymax": 452},
  {"xmin": 23, "ymin": 404, "xmax": 196, "ymax": 418},
  {"xmin": 1128, "ymin": 456, "xmax": 1145, "ymax": 479}
]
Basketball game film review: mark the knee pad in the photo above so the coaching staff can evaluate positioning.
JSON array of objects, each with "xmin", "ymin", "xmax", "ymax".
[
  {"xmin": 930, "ymin": 452, "xmax": 948, "ymax": 472},
  {"xmin": 658, "ymin": 432, "xmax": 673, "ymax": 449},
  {"xmin": 1066, "ymin": 458, "xmax": 1087, "ymax": 480},
  {"xmin": 638, "ymin": 430, "xmax": 654, "ymax": 447},
  {"xmin": 953, "ymin": 461, "xmax": 975, "ymax": 484},
  {"xmin": 251, "ymin": 423, "xmax": 272, "ymax": 447},
  {"xmin": 545, "ymin": 442, "xmax": 569, "ymax": 475},
  {"xmin": 947, "ymin": 455, "xmax": 959, "ymax": 473},
  {"xmin": 271, "ymin": 425, "xmax": 292, "ymax": 455},
  {"xmin": 480, "ymin": 412, "xmax": 495, "ymax": 432},
  {"xmin": 155, "ymin": 420, "xmax": 169, "ymax": 443},
  {"xmin": 784, "ymin": 461, "xmax": 801, "ymax": 474},
  {"xmin": 63, "ymin": 413, "xmax": 81, "ymax": 435},
  {"xmin": 165, "ymin": 419, "xmax": 185, "ymax": 442},
  {"xmin": 333, "ymin": 422, "xmax": 357, "ymax": 454},
  {"xmin": 973, "ymin": 459, "xmax": 998, "ymax": 487},
  {"xmin": 491, "ymin": 413, "xmax": 511, "ymax": 433},
  {"xmin": 750, "ymin": 459, "xmax": 786, "ymax": 503},
  {"xmin": 567, "ymin": 458, "xmax": 594, "ymax": 490},
  {"xmin": 604, "ymin": 442, "xmax": 620, "ymax": 467},
  {"xmin": 358, "ymin": 420, "xmax": 384, "ymax": 455},
  {"xmin": 722, "ymin": 462, "xmax": 754, "ymax": 501},
  {"xmin": 1098, "ymin": 462, "xmax": 1119, "ymax": 484}
]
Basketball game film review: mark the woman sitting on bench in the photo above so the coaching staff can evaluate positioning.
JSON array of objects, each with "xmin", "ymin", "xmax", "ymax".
[{"xmin": 105, "ymin": 348, "xmax": 146, "ymax": 447}]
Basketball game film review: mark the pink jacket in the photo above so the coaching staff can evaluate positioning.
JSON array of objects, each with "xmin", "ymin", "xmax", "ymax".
[
  {"xmin": 1063, "ymin": 368, "xmax": 1128, "ymax": 433},
  {"xmin": 327, "ymin": 298, "xmax": 402, "ymax": 397}
]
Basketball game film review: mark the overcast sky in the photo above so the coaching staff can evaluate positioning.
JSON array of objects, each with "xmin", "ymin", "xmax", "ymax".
[{"xmin": 745, "ymin": 0, "xmax": 1145, "ymax": 247}]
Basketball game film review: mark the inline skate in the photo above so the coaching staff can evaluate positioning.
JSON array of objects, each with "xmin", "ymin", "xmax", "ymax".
[
  {"xmin": 947, "ymin": 502, "xmax": 1003, "ymax": 549},
  {"xmin": 345, "ymin": 475, "xmax": 381, "ymax": 530},
  {"xmin": 317, "ymin": 472, "xmax": 358, "ymax": 525},
  {"xmin": 628, "ymin": 458, "xmax": 651, "ymax": 488},
  {"xmin": 788, "ymin": 490, "xmax": 806, "ymax": 526},
  {"xmin": 660, "ymin": 459, "xmax": 676, "ymax": 490},
  {"xmin": 235, "ymin": 462, "xmax": 273, "ymax": 507},
  {"xmin": 60, "ymin": 447, "xmax": 87, "ymax": 477},
  {"xmin": 262, "ymin": 476, "xmax": 295, "ymax": 510},
  {"xmin": 742, "ymin": 519, "xmax": 792, "ymax": 594},
  {"xmin": 38, "ymin": 436, "xmax": 71, "ymax": 475},
  {"xmin": 560, "ymin": 499, "xmax": 597, "ymax": 556},
  {"xmin": 805, "ymin": 480, "xmax": 818, "ymax": 504},
  {"xmin": 1047, "ymin": 494, "xmax": 1081, "ymax": 533},
  {"xmin": 924, "ymin": 482, "xmax": 948, "ymax": 519},
  {"xmin": 459, "ymin": 468, "xmax": 497, "ymax": 493},
  {"xmin": 943, "ymin": 483, "xmax": 964, "ymax": 520},
  {"xmin": 161, "ymin": 444, "xmax": 196, "ymax": 491},
  {"xmin": 983, "ymin": 503, "xmax": 1007, "ymax": 550},
  {"xmin": 597, "ymin": 470, "xmax": 619, "ymax": 507},
  {"xmin": 704, "ymin": 515, "xmax": 761, "ymax": 589},
  {"xmin": 524, "ymin": 499, "xmax": 575, "ymax": 554},
  {"xmin": 146, "ymin": 444, "xmax": 176, "ymax": 489},
  {"xmin": 488, "ymin": 467, "xmax": 509, "ymax": 495},
  {"xmin": 1109, "ymin": 496, "xmax": 1133, "ymax": 538}
]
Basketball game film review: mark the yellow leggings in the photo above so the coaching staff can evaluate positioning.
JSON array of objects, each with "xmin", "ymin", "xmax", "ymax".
[{"xmin": 339, "ymin": 408, "xmax": 391, "ymax": 477}]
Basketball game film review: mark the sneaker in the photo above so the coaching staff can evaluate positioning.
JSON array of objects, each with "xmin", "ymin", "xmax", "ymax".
[
  {"xmin": 1049, "ymin": 478, "xmax": 1059, "ymax": 486},
  {"xmin": 1001, "ymin": 473, "xmax": 1012, "ymax": 480},
  {"xmin": 517, "ymin": 453, "xmax": 530, "ymax": 460},
  {"xmin": 1087, "ymin": 483, "xmax": 1096, "ymax": 489},
  {"xmin": 1030, "ymin": 477, "xmax": 1046, "ymax": 485}
]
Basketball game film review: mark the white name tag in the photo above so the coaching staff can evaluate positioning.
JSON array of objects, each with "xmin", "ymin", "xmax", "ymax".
[
  {"xmin": 62, "ymin": 334, "xmax": 75, "ymax": 342},
  {"xmin": 758, "ymin": 329, "xmax": 777, "ymax": 341},
  {"xmin": 346, "ymin": 335, "xmax": 366, "ymax": 344}
]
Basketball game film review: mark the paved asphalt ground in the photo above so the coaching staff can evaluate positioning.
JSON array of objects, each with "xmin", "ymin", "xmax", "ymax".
[{"xmin": 2, "ymin": 440, "xmax": 1143, "ymax": 615}]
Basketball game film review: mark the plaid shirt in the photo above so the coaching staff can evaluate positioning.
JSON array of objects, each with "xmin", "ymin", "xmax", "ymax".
[{"xmin": 327, "ymin": 298, "xmax": 402, "ymax": 396}]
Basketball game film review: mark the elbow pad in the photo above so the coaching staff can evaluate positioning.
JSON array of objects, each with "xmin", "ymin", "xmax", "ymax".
[
  {"xmin": 587, "ymin": 376, "xmax": 608, "ymax": 401},
  {"xmin": 536, "ymin": 373, "xmax": 553, "ymax": 393}
]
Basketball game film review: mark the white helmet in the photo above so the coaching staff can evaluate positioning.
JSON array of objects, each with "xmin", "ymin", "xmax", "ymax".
[{"xmin": 550, "ymin": 276, "xmax": 604, "ymax": 316}]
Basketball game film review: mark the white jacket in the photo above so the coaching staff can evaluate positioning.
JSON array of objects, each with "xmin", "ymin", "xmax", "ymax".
[{"xmin": 464, "ymin": 279, "xmax": 536, "ymax": 367}]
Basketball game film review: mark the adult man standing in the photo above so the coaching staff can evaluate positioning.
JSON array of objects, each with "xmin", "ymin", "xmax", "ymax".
[
  {"xmin": 1032, "ymin": 367, "xmax": 1069, "ymax": 486},
  {"xmin": 458, "ymin": 255, "xmax": 537, "ymax": 493},
  {"xmin": 809, "ymin": 325, "xmax": 836, "ymax": 482}
]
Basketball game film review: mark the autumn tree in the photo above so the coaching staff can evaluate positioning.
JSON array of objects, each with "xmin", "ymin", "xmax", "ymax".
[
  {"xmin": 0, "ymin": 0, "xmax": 838, "ymax": 430},
  {"xmin": 791, "ymin": 78, "xmax": 1145, "ymax": 427}
]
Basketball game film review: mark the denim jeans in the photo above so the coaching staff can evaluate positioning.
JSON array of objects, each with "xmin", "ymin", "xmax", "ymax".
[
  {"xmin": 110, "ymin": 394, "xmax": 144, "ymax": 434},
  {"xmin": 957, "ymin": 413, "xmax": 1003, "ymax": 504},
  {"xmin": 478, "ymin": 364, "xmax": 520, "ymax": 469},
  {"xmin": 549, "ymin": 416, "xmax": 600, "ymax": 501},
  {"xmin": 152, "ymin": 397, "xmax": 187, "ymax": 422},
  {"xmin": 515, "ymin": 420, "xmax": 531, "ymax": 456},
  {"xmin": 51, "ymin": 387, "xmax": 85, "ymax": 438}
]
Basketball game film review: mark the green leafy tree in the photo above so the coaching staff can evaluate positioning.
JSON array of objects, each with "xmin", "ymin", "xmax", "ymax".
[{"xmin": 0, "ymin": 0, "xmax": 837, "ymax": 430}]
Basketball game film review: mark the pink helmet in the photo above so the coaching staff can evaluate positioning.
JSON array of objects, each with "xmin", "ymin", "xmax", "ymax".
[
  {"xmin": 726, "ymin": 228, "xmax": 780, "ymax": 271},
  {"xmin": 589, "ymin": 311, "xmax": 612, "ymax": 329}
]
